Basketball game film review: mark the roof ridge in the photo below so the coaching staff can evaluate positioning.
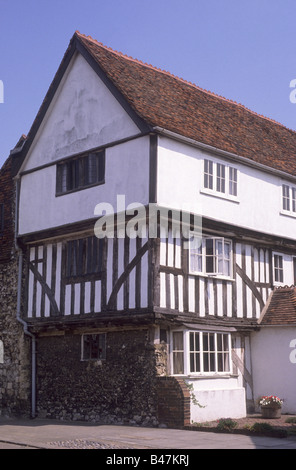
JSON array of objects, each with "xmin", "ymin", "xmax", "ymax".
[{"xmin": 75, "ymin": 31, "xmax": 295, "ymax": 134}]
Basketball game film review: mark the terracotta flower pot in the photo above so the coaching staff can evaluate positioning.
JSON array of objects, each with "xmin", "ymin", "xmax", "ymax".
[{"xmin": 261, "ymin": 406, "xmax": 282, "ymax": 419}]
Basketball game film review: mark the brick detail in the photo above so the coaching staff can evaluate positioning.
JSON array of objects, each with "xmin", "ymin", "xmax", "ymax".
[
  {"xmin": 0, "ymin": 156, "xmax": 14, "ymax": 263},
  {"xmin": 156, "ymin": 376, "xmax": 191, "ymax": 428}
]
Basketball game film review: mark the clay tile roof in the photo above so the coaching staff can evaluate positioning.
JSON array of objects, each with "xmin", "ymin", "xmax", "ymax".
[
  {"xmin": 75, "ymin": 31, "xmax": 296, "ymax": 178},
  {"xmin": 259, "ymin": 287, "xmax": 296, "ymax": 325}
]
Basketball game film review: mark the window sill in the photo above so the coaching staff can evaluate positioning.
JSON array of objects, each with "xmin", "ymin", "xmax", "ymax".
[
  {"xmin": 279, "ymin": 210, "xmax": 296, "ymax": 219},
  {"xmin": 56, "ymin": 179, "xmax": 105, "ymax": 197},
  {"xmin": 172, "ymin": 373, "xmax": 235, "ymax": 379},
  {"xmin": 273, "ymin": 282, "xmax": 285, "ymax": 288},
  {"xmin": 188, "ymin": 271, "xmax": 235, "ymax": 282},
  {"xmin": 200, "ymin": 189, "xmax": 240, "ymax": 204}
]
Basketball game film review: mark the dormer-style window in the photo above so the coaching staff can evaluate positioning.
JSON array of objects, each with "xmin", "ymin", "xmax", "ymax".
[
  {"xmin": 281, "ymin": 183, "xmax": 296, "ymax": 216},
  {"xmin": 203, "ymin": 159, "xmax": 238, "ymax": 199},
  {"xmin": 189, "ymin": 235, "xmax": 232, "ymax": 278},
  {"xmin": 56, "ymin": 150, "xmax": 105, "ymax": 195}
]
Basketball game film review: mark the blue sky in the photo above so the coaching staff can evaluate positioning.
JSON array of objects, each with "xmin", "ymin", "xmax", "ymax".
[{"xmin": 0, "ymin": 0, "xmax": 296, "ymax": 167}]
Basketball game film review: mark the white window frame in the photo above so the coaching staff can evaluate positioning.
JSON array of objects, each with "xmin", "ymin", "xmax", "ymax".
[
  {"xmin": 189, "ymin": 235, "xmax": 233, "ymax": 279},
  {"xmin": 273, "ymin": 252, "xmax": 284, "ymax": 285},
  {"xmin": 202, "ymin": 159, "xmax": 239, "ymax": 201},
  {"xmin": 281, "ymin": 183, "xmax": 296, "ymax": 218},
  {"xmin": 171, "ymin": 330, "xmax": 232, "ymax": 376}
]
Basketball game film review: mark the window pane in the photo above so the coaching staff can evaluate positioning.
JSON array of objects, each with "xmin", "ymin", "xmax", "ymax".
[
  {"xmin": 216, "ymin": 164, "xmax": 225, "ymax": 193},
  {"xmin": 83, "ymin": 334, "xmax": 106, "ymax": 360},
  {"xmin": 190, "ymin": 332, "xmax": 194, "ymax": 350},
  {"xmin": 173, "ymin": 331, "xmax": 183, "ymax": 350},
  {"xmin": 173, "ymin": 353, "xmax": 184, "ymax": 374},
  {"xmin": 203, "ymin": 333, "xmax": 216, "ymax": 372},
  {"xmin": 57, "ymin": 163, "xmax": 68, "ymax": 193},
  {"xmin": 223, "ymin": 241, "xmax": 231, "ymax": 276},
  {"xmin": 68, "ymin": 160, "xmax": 76, "ymax": 191},
  {"xmin": 217, "ymin": 334, "xmax": 230, "ymax": 372},
  {"xmin": 205, "ymin": 239, "xmax": 214, "ymax": 273},
  {"xmin": 88, "ymin": 153, "xmax": 98, "ymax": 185},
  {"xmin": 274, "ymin": 254, "xmax": 284, "ymax": 283},
  {"xmin": 217, "ymin": 239, "xmax": 224, "ymax": 274},
  {"xmin": 292, "ymin": 188, "xmax": 296, "ymax": 212},
  {"xmin": 173, "ymin": 332, "xmax": 184, "ymax": 374},
  {"xmin": 189, "ymin": 332, "xmax": 200, "ymax": 373},
  {"xmin": 66, "ymin": 236, "xmax": 103, "ymax": 278},
  {"xmin": 282, "ymin": 185, "xmax": 290, "ymax": 211},
  {"xmin": 203, "ymin": 332, "xmax": 208, "ymax": 350},
  {"xmin": 190, "ymin": 237, "xmax": 203, "ymax": 273},
  {"xmin": 204, "ymin": 159, "xmax": 213, "ymax": 189},
  {"xmin": 78, "ymin": 157, "xmax": 86, "ymax": 187},
  {"xmin": 229, "ymin": 167, "xmax": 238, "ymax": 196},
  {"xmin": 203, "ymin": 352, "xmax": 209, "ymax": 372},
  {"xmin": 209, "ymin": 333, "xmax": 215, "ymax": 351}
]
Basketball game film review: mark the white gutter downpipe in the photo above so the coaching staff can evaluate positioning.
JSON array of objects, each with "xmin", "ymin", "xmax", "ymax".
[{"xmin": 14, "ymin": 177, "xmax": 36, "ymax": 419}]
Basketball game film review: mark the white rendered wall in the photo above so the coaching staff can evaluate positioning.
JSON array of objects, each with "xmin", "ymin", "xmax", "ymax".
[
  {"xmin": 157, "ymin": 136, "xmax": 296, "ymax": 242},
  {"xmin": 251, "ymin": 327, "xmax": 296, "ymax": 414},
  {"xmin": 19, "ymin": 136, "xmax": 150, "ymax": 234},
  {"xmin": 188, "ymin": 378, "xmax": 246, "ymax": 422},
  {"xmin": 18, "ymin": 50, "xmax": 150, "ymax": 235},
  {"xmin": 21, "ymin": 52, "xmax": 140, "ymax": 171}
]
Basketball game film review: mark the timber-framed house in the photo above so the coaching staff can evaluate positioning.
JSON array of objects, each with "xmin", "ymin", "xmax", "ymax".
[{"xmin": 10, "ymin": 32, "xmax": 296, "ymax": 424}]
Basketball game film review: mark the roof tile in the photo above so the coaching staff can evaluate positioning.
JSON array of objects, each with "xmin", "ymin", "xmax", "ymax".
[
  {"xmin": 260, "ymin": 287, "xmax": 296, "ymax": 325},
  {"xmin": 76, "ymin": 31, "xmax": 296, "ymax": 177}
]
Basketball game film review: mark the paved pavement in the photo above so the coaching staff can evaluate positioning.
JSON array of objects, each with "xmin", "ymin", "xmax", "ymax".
[{"xmin": 0, "ymin": 417, "xmax": 296, "ymax": 450}]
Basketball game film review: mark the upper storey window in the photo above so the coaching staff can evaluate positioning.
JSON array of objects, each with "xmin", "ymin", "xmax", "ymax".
[
  {"xmin": 56, "ymin": 150, "xmax": 105, "ymax": 195},
  {"xmin": 281, "ymin": 183, "xmax": 296, "ymax": 216},
  {"xmin": 189, "ymin": 236, "xmax": 232, "ymax": 278},
  {"xmin": 203, "ymin": 159, "xmax": 238, "ymax": 200}
]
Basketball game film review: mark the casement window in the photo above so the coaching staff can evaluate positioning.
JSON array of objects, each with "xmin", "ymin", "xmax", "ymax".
[
  {"xmin": 66, "ymin": 236, "xmax": 103, "ymax": 280},
  {"xmin": 273, "ymin": 253, "xmax": 284, "ymax": 284},
  {"xmin": 172, "ymin": 331, "xmax": 184, "ymax": 375},
  {"xmin": 203, "ymin": 159, "xmax": 238, "ymax": 198},
  {"xmin": 0, "ymin": 204, "xmax": 4, "ymax": 234},
  {"xmin": 172, "ymin": 330, "xmax": 231, "ymax": 375},
  {"xmin": 281, "ymin": 184, "xmax": 296, "ymax": 215},
  {"xmin": 81, "ymin": 333, "xmax": 106, "ymax": 361},
  {"xmin": 189, "ymin": 236, "xmax": 232, "ymax": 277},
  {"xmin": 56, "ymin": 150, "xmax": 105, "ymax": 195}
]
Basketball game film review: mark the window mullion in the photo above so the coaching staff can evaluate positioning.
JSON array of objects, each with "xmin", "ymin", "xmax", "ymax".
[
  {"xmin": 200, "ymin": 332, "xmax": 204, "ymax": 373},
  {"xmin": 228, "ymin": 335, "xmax": 232, "ymax": 374},
  {"xmin": 214, "ymin": 333, "xmax": 218, "ymax": 373},
  {"xmin": 213, "ymin": 162, "xmax": 217, "ymax": 192},
  {"xmin": 184, "ymin": 331, "xmax": 189, "ymax": 375},
  {"xmin": 202, "ymin": 238, "xmax": 205, "ymax": 275}
]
